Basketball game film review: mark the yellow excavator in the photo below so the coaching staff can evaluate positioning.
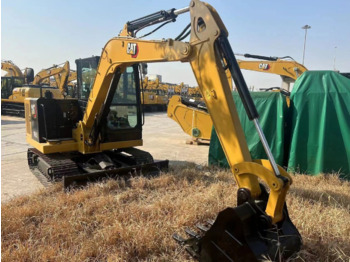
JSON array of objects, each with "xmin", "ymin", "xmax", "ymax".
[
  {"xmin": 1, "ymin": 60, "xmax": 35, "ymax": 91},
  {"xmin": 66, "ymin": 70, "xmax": 77, "ymax": 97},
  {"xmin": 25, "ymin": 1, "xmax": 301, "ymax": 260},
  {"xmin": 31, "ymin": 61, "xmax": 70, "ymax": 97},
  {"xmin": 1, "ymin": 60, "xmax": 24, "ymax": 77},
  {"xmin": 2, "ymin": 61, "xmax": 26, "ymax": 102},
  {"xmin": 1, "ymin": 62, "xmax": 69, "ymax": 116},
  {"xmin": 42, "ymin": 69, "xmax": 77, "ymax": 97},
  {"xmin": 168, "ymin": 55, "xmax": 307, "ymax": 142},
  {"xmin": 141, "ymin": 76, "xmax": 168, "ymax": 110}
]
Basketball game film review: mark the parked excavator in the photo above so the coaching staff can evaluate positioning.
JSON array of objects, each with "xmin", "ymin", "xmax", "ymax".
[
  {"xmin": 42, "ymin": 69, "xmax": 77, "ymax": 97},
  {"xmin": 1, "ymin": 61, "xmax": 68, "ymax": 116},
  {"xmin": 141, "ymin": 76, "xmax": 168, "ymax": 110},
  {"xmin": 25, "ymin": 1, "xmax": 301, "ymax": 260},
  {"xmin": 2, "ymin": 60, "xmax": 24, "ymax": 77},
  {"xmin": 31, "ymin": 61, "xmax": 70, "ymax": 97},
  {"xmin": 66, "ymin": 70, "xmax": 77, "ymax": 97},
  {"xmin": 2, "ymin": 61, "xmax": 26, "ymax": 102},
  {"xmin": 1, "ymin": 60, "xmax": 35, "ymax": 95}
]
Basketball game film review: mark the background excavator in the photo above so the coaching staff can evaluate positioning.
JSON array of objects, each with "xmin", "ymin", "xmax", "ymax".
[
  {"xmin": 168, "ymin": 55, "xmax": 308, "ymax": 143},
  {"xmin": 1, "ymin": 60, "xmax": 35, "ymax": 97},
  {"xmin": 1, "ymin": 61, "xmax": 69, "ymax": 116},
  {"xmin": 42, "ymin": 69, "xmax": 77, "ymax": 98},
  {"xmin": 236, "ymin": 53, "xmax": 308, "ymax": 92},
  {"xmin": 2, "ymin": 60, "xmax": 25, "ymax": 77},
  {"xmin": 24, "ymin": 1, "xmax": 301, "ymax": 260},
  {"xmin": 141, "ymin": 76, "xmax": 168, "ymax": 111},
  {"xmin": 31, "ymin": 61, "xmax": 70, "ymax": 97}
]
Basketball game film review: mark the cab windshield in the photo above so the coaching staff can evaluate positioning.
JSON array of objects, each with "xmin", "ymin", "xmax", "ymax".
[{"xmin": 107, "ymin": 67, "xmax": 139, "ymax": 129}]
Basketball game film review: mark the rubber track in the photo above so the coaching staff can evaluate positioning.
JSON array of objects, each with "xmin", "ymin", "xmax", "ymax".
[
  {"xmin": 28, "ymin": 148, "xmax": 80, "ymax": 181},
  {"xmin": 1, "ymin": 102, "xmax": 25, "ymax": 117}
]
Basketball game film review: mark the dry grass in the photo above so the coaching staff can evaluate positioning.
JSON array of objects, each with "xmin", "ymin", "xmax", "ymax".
[{"xmin": 2, "ymin": 164, "xmax": 350, "ymax": 262}]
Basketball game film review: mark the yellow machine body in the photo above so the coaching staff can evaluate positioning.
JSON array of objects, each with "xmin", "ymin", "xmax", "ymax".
[
  {"xmin": 140, "ymin": 76, "xmax": 168, "ymax": 108},
  {"xmin": 4, "ymin": 86, "xmax": 62, "ymax": 103}
]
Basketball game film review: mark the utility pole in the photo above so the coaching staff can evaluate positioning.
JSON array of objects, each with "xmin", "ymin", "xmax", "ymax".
[
  {"xmin": 333, "ymin": 46, "xmax": 337, "ymax": 71},
  {"xmin": 302, "ymin": 25, "xmax": 311, "ymax": 65}
]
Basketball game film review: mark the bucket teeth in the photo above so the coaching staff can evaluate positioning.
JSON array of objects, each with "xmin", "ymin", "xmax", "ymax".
[
  {"xmin": 185, "ymin": 228, "xmax": 200, "ymax": 238},
  {"xmin": 172, "ymin": 232, "xmax": 200, "ymax": 258},
  {"xmin": 172, "ymin": 233, "xmax": 186, "ymax": 243},
  {"xmin": 196, "ymin": 223, "xmax": 210, "ymax": 232},
  {"xmin": 185, "ymin": 246, "xmax": 199, "ymax": 258},
  {"xmin": 207, "ymin": 219, "xmax": 215, "ymax": 225}
]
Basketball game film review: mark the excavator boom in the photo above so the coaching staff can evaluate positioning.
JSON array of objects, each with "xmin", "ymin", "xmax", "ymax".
[
  {"xmin": 1, "ymin": 60, "xmax": 24, "ymax": 77},
  {"xmin": 236, "ymin": 54, "xmax": 308, "ymax": 91}
]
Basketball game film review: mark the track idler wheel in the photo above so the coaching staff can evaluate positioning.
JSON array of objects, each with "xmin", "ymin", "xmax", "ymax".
[{"xmin": 174, "ymin": 195, "xmax": 301, "ymax": 261}]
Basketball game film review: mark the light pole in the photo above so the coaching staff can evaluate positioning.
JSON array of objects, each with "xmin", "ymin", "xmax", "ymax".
[
  {"xmin": 302, "ymin": 25, "xmax": 311, "ymax": 65},
  {"xmin": 333, "ymin": 46, "xmax": 337, "ymax": 71}
]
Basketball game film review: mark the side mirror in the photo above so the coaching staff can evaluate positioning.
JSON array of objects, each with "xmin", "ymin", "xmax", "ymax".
[{"xmin": 24, "ymin": 68, "xmax": 34, "ymax": 83}]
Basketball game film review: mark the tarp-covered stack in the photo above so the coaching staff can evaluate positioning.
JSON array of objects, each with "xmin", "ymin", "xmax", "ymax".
[
  {"xmin": 287, "ymin": 71, "xmax": 350, "ymax": 179},
  {"xmin": 209, "ymin": 71, "xmax": 350, "ymax": 180},
  {"xmin": 209, "ymin": 92, "xmax": 288, "ymax": 167}
]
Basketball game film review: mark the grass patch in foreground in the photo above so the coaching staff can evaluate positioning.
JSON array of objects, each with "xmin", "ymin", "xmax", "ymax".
[{"xmin": 2, "ymin": 165, "xmax": 350, "ymax": 261}]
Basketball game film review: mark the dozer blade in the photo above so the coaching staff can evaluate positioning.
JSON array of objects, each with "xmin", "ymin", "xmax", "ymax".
[
  {"xmin": 63, "ymin": 160, "xmax": 168, "ymax": 189},
  {"xmin": 174, "ymin": 201, "xmax": 301, "ymax": 262}
]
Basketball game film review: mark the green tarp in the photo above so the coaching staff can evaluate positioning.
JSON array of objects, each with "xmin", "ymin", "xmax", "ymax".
[
  {"xmin": 209, "ymin": 71, "xmax": 350, "ymax": 180},
  {"xmin": 209, "ymin": 92, "xmax": 288, "ymax": 168},
  {"xmin": 287, "ymin": 71, "xmax": 350, "ymax": 179}
]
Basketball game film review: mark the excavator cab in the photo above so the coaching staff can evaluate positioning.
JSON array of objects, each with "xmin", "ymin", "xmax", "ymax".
[
  {"xmin": 75, "ymin": 56, "xmax": 143, "ymax": 144},
  {"xmin": 1, "ymin": 77, "xmax": 24, "ymax": 99},
  {"xmin": 26, "ymin": 55, "xmax": 166, "ymax": 187}
]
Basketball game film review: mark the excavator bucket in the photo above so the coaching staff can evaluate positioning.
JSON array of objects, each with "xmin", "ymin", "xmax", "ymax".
[{"xmin": 174, "ymin": 192, "xmax": 301, "ymax": 261}]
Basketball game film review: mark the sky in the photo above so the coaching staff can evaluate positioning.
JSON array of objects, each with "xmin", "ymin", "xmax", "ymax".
[{"xmin": 1, "ymin": 0, "xmax": 350, "ymax": 89}]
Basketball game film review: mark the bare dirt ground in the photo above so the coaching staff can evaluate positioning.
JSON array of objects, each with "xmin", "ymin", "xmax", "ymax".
[{"xmin": 1, "ymin": 113, "xmax": 209, "ymax": 202}]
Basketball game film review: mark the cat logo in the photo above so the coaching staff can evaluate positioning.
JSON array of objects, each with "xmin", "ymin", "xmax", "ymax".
[
  {"xmin": 127, "ymin": 43, "xmax": 139, "ymax": 58},
  {"xmin": 259, "ymin": 63, "xmax": 270, "ymax": 70}
]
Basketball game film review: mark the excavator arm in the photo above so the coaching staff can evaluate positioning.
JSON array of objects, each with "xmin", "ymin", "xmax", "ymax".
[
  {"xmin": 237, "ymin": 59, "xmax": 307, "ymax": 80},
  {"xmin": 32, "ymin": 61, "xmax": 70, "ymax": 96},
  {"xmin": 236, "ymin": 56, "xmax": 308, "ymax": 91},
  {"xmin": 1, "ymin": 60, "xmax": 23, "ymax": 77},
  {"xmin": 67, "ymin": 70, "xmax": 77, "ymax": 83}
]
